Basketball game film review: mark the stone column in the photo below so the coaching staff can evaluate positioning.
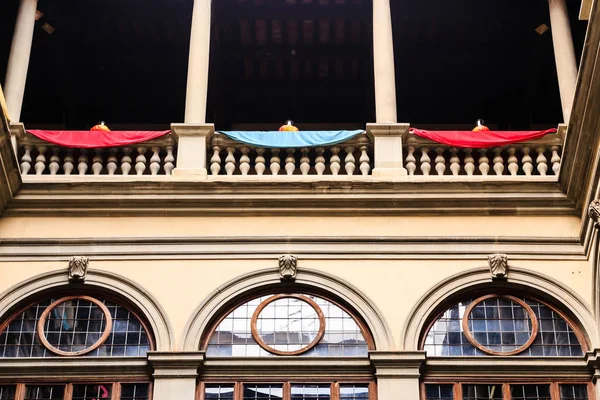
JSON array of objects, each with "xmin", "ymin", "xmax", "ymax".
[
  {"xmin": 4, "ymin": 0, "xmax": 38, "ymax": 122},
  {"xmin": 372, "ymin": 0, "xmax": 397, "ymax": 123},
  {"xmin": 171, "ymin": 123, "xmax": 213, "ymax": 177},
  {"xmin": 184, "ymin": 0, "xmax": 212, "ymax": 123},
  {"xmin": 548, "ymin": 0, "xmax": 578, "ymax": 123},
  {"xmin": 367, "ymin": 123, "xmax": 409, "ymax": 177},
  {"xmin": 369, "ymin": 351, "xmax": 426, "ymax": 400},
  {"xmin": 148, "ymin": 352, "xmax": 204, "ymax": 400},
  {"xmin": 588, "ymin": 201, "xmax": 600, "ymax": 322}
]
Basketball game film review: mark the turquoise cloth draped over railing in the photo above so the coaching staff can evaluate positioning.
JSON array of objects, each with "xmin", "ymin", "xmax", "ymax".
[{"xmin": 218, "ymin": 130, "xmax": 365, "ymax": 148}]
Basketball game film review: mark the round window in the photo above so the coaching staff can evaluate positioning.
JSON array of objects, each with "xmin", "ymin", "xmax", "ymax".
[
  {"xmin": 250, "ymin": 294, "xmax": 326, "ymax": 355},
  {"xmin": 37, "ymin": 296, "xmax": 112, "ymax": 356},
  {"xmin": 462, "ymin": 295, "xmax": 538, "ymax": 355}
]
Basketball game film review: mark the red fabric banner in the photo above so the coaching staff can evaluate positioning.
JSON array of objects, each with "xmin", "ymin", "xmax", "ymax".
[
  {"xmin": 410, "ymin": 128, "xmax": 557, "ymax": 148},
  {"xmin": 26, "ymin": 130, "xmax": 170, "ymax": 148}
]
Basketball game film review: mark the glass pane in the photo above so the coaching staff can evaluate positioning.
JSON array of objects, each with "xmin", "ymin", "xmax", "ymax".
[
  {"xmin": 72, "ymin": 384, "xmax": 112, "ymax": 400},
  {"xmin": 0, "ymin": 298, "xmax": 151, "ymax": 358},
  {"xmin": 207, "ymin": 295, "xmax": 368, "ymax": 357},
  {"xmin": 291, "ymin": 385, "xmax": 331, "ymax": 400},
  {"xmin": 463, "ymin": 385, "xmax": 502, "ymax": 400},
  {"xmin": 0, "ymin": 386, "xmax": 16, "ymax": 400},
  {"xmin": 466, "ymin": 298, "xmax": 533, "ymax": 353},
  {"xmin": 511, "ymin": 385, "xmax": 551, "ymax": 400},
  {"xmin": 120, "ymin": 384, "xmax": 150, "ymax": 400},
  {"xmin": 206, "ymin": 385, "xmax": 235, "ymax": 400},
  {"xmin": 340, "ymin": 385, "xmax": 369, "ymax": 400},
  {"xmin": 560, "ymin": 385, "xmax": 588, "ymax": 400},
  {"xmin": 426, "ymin": 385, "xmax": 453, "ymax": 400},
  {"xmin": 243, "ymin": 385, "xmax": 284, "ymax": 400},
  {"xmin": 24, "ymin": 386, "xmax": 65, "ymax": 400}
]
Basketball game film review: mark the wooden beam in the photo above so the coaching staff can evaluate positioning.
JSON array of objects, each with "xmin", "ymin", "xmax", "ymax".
[{"xmin": 580, "ymin": 0, "xmax": 592, "ymax": 20}]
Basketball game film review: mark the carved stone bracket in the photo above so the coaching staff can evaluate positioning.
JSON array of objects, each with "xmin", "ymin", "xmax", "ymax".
[
  {"xmin": 278, "ymin": 254, "xmax": 297, "ymax": 281},
  {"xmin": 488, "ymin": 253, "xmax": 508, "ymax": 280},
  {"xmin": 589, "ymin": 200, "xmax": 600, "ymax": 229},
  {"xmin": 68, "ymin": 256, "xmax": 89, "ymax": 282}
]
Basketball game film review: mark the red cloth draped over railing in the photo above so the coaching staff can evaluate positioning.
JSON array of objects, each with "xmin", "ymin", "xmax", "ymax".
[
  {"xmin": 410, "ymin": 128, "xmax": 557, "ymax": 148},
  {"xmin": 26, "ymin": 130, "xmax": 171, "ymax": 148}
]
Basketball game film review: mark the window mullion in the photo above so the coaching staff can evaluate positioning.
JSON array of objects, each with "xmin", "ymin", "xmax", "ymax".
[
  {"xmin": 64, "ymin": 383, "xmax": 73, "ymax": 400},
  {"xmin": 502, "ymin": 383, "xmax": 511, "ymax": 400},
  {"xmin": 331, "ymin": 382, "xmax": 340, "ymax": 400},
  {"xmin": 112, "ymin": 382, "xmax": 121, "ymax": 400},
  {"xmin": 454, "ymin": 383, "xmax": 463, "ymax": 400},
  {"xmin": 235, "ymin": 381, "xmax": 243, "ymax": 400},
  {"xmin": 550, "ymin": 382, "xmax": 561, "ymax": 400},
  {"xmin": 369, "ymin": 381, "xmax": 377, "ymax": 400},
  {"xmin": 283, "ymin": 381, "xmax": 291, "ymax": 400},
  {"xmin": 15, "ymin": 383, "xmax": 26, "ymax": 400}
]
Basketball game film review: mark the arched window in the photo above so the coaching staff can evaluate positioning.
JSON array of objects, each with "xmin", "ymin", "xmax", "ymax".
[
  {"xmin": 0, "ymin": 292, "xmax": 154, "ymax": 400},
  {"xmin": 199, "ymin": 291, "xmax": 376, "ymax": 400},
  {"xmin": 420, "ymin": 292, "xmax": 592, "ymax": 400}
]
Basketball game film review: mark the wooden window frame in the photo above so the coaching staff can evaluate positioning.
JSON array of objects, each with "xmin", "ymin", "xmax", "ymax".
[
  {"xmin": 0, "ymin": 292, "xmax": 156, "ymax": 357},
  {"xmin": 197, "ymin": 380, "xmax": 376, "ymax": 400},
  {"xmin": 3, "ymin": 381, "xmax": 153, "ymax": 400},
  {"xmin": 201, "ymin": 289, "xmax": 375, "ymax": 352},
  {"xmin": 421, "ymin": 382, "xmax": 595, "ymax": 400},
  {"xmin": 419, "ymin": 294, "xmax": 589, "ymax": 355}
]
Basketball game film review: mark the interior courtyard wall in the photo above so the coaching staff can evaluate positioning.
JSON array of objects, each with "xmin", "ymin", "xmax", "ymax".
[{"xmin": 0, "ymin": 258, "xmax": 592, "ymax": 351}]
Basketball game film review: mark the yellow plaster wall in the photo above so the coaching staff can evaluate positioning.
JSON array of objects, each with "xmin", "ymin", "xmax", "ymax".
[
  {"xmin": 0, "ymin": 215, "xmax": 583, "ymax": 238},
  {"xmin": 0, "ymin": 258, "xmax": 592, "ymax": 350}
]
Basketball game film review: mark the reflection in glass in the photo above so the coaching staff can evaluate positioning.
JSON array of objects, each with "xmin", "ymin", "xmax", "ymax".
[
  {"xmin": 72, "ymin": 384, "xmax": 112, "ymax": 400},
  {"xmin": 120, "ymin": 384, "xmax": 150, "ymax": 400},
  {"xmin": 24, "ymin": 386, "xmax": 65, "ymax": 400},
  {"xmin": 560, "ymin": 385, "xmax": 588, "ymax": 400},
  {"xmin": 243, "ymin": 385, "xmax": 284, "ymax": 400},
  {"xmin": 291, "ymin": 385, "xmax": 331, "ymax": 400},
  {"xmin": 340, "ymin": 385, "xmax": 369, "ymax": 400},
  {"xmin": 463, "ymin": 385, "xmax": 502, "ymax": 400}
]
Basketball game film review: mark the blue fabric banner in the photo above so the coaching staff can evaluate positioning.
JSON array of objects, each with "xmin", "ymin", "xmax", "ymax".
[{"xmin": 218, "ymin": 130, "xmax": 365, "ymax": 148}]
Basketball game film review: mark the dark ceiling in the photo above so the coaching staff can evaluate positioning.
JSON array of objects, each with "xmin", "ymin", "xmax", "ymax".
[{"xmin": 0, "ymin": 0, "xmax": 588, "ymax": 129}]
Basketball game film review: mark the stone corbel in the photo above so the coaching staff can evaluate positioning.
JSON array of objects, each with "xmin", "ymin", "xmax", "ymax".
[
  {"xmin": 589, "ymin": 200, "xmax": 600, "ymax": 321},
  {"xmin": 279, "ymin": 254, "xmax": 297, "ymax": 281},
  {"xmin": 368, "ymin": 351, "xmax": 426, "ymax": 379},
  {"xmin": 488, "ymin": 253, "xmax": 508, "ymax": 280},
  {"xmin": 68, "ymin": 256, "xmax": 89, "ymax": 282}
]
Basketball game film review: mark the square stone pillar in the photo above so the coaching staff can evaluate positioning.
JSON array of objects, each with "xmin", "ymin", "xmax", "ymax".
[
  {"xmin": 369, "ymin": 351, "xmax": 426, "ymax": 400},
  {"xmin": 148, "ymin": 352, "xmax": 204, "ymax": 400},
  {"xmin": 9, "ymin": 122, "xmax": 24, "ymax": 159},
  {"xmin": 171, "ymin": 123, "xmax": 214, "ymax": 177},
  {"xmin": 366, "ymin": 123, "xmax": 410, "ymax": 178}
]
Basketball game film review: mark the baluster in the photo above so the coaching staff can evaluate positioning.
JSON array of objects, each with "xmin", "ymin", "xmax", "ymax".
[
  {"xmin": 285, "ymin": 148, "xmax": 296, "ymax": 175},
  {"xmin": 344, "ymin": 145, "xmax": 356, "ymax": 175},
  {"xmin": 551, "ymin": 146, "xmax": 561, "ymax": 175},
  {"xmin": 35, "ymin": 146, "xmax": 47, "ymax": 175},
  {"xmin": 107, "ymin": 148, "xmax": 118, "ymax": 175},
  {"xmin": 225, "ymin": 146, "xmax": 236, "ymax": 176},
  {"xmin": 507, "ymin": 146, "xmax": 518, "ymax": 176},
  {"xmin": 359, "ymin": 145, "xmax": 370, "ymax": 176},
  {"xmin": 239, "ymin": 146, "xmax": 251, "ymax": 176},
  {"xmin": 63, "ymin": 149, "xmax": 74, "ymax": 176},
  {"xmin": 210, "ymin": 145, "xmax": 221, "ymax": 175},
  {"xmin": 478, "ymin": 149, "xmax": 490, "ymax": 176},
  {"xmin": 464, "ymin": 149, "xmax": 475, "ymax": 176},
  {"xmin": 255, "ymin": 148, "xmax": 266, "ymax": 176},
  {"xmin": 92, "ymin": 149, "xmax": 103, "ymax": 175},
  {"xmin": 149, "ymin": 147, "xmax": 161, "ymax": 175},
  {"xmin": 434, "ymin": 147, "xmax": 446, "ymax": 176},
  {"xmin": 449, "ymin": 147, "xmax": 460, "ymax": 176},
  {"xmin": 330, "ymin": 146, "xmax": 341, "ymax": 175},
  {"xmin": 49, "ymin": 148, "xmax": 60, "ymax": 175},
  {"xmin": 78, "ymin": 149, "xmax": 89, "ymax": 175},
  {"xmin": 521, "ymin": 146, "xmax": 533, "ymax": 176},
  {"xmin": 420, "ymin": 147, "xmax": 431, "ymax": 176},
  {"xmin": 300, "ymin": 148, "xmax": 310, "ymax": 175},
  {"xmin": 315, "ymin": 147, "xmax": 326, "ymax": 175},
  {"xmin": 536, "ymin": 147, "xmax": 548, "ymax": 176},
  {"xmin": 492, "ymin": 147, "xmax": 504, "ymax": 176},
  {"xmin": 270, "ymin": 149, "xmax": 281, "ymax": 175},
  {"xmin": 121, "ymin": 147, "xmax": 132, "ymax": 175},
  {"xmin": 164, "ymin": 146, "xmax": 175, "ymax": 176},
  {"xmin": 405, "ymin": 146, "xmax": 416, "ymax": 176},
  {"xmin": 20, "ymin": 145, "xmax": 32, "ymax": 175},
  {"xmin": 135, "ymin": 146, "xmax": 147, "ymax": 175}
]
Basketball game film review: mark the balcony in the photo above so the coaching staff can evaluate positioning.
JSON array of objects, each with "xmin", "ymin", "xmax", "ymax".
[{"xmin": 11, "ymin": 123, "xmax": 565, "ymax": 182}]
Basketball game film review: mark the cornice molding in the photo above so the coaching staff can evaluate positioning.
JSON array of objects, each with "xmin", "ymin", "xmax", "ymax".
[
  {"xmin": 0, "ymin": 357, "xmax": 149, "ymax": 379},
  {"xmin": 148, "ymin": 351, "xmax": 205, "ymax": 379},
  {"xmin": 368, "ymin": 351, "xmax": 426, "ymax": 378}
]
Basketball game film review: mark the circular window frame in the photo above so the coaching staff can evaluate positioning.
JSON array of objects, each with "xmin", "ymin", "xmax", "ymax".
[
  {"xmin": 37, "ymin": 295, "xmax": 113, "ymax": 357},
  {"xmin": 250, "ymin": 294, "xmax": 326, "ymax": 356},
  {"xmin": 461, "ymin": 294, "xmax": 539, "ymax": 356}
]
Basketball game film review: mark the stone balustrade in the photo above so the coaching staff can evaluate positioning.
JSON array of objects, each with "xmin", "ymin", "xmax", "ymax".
[
  {"xmin": 403, "ymin": 127, "xmax": 565, "ymax": 177},
  {"xmin": 15, "ymin": 132, "xmax": 177, "ymax": 176},
  {"xmin": 208, "ymin": 133, "xmax": 373, "ymax": 176}
]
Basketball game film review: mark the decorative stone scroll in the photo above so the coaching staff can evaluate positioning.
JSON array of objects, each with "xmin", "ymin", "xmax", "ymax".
[
  {"xmin": 68, "ymin": 256, "xmax": 89, "ymax": 282},
  {"xmin": 488, "ymin": 253, "xmax": 508, "ymax": 280},
  {"xmin": 278, "ymin": 254, "xmax": 297, "ymax": 281},
  {"xmin": 589, "ymin": 200, "xmax": 600, "ymax": 229}
]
